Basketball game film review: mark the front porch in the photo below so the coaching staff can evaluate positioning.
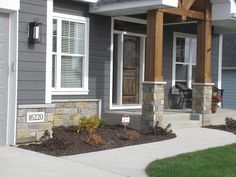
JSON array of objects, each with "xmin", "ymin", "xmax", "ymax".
[{"xmin": 103, "ymin": 108, "xmax": 236, "ymax": 131}]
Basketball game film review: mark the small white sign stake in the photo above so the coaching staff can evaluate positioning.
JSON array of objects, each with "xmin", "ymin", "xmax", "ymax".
[{"xmin": 121, "ymin": 114, "xmax": 130, "ymax": 132}]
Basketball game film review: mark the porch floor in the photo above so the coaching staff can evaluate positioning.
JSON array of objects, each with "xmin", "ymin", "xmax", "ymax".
[{"xmin": 102, "ymin": 108, "xmax": 236, "ymax": 131}]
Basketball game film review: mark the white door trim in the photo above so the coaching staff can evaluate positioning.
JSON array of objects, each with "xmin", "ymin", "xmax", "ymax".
[
  {"xmin": 110, "ymin": 26, "xmax": 146, "ymax": 109},
  {"xmin": 1, "ymin": 10, "xmax": 19, "ymax": 146}
]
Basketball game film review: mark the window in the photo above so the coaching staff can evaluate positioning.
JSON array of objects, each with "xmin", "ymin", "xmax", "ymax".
[
  {"xmin": 52, "ymin": 13, "xmax": 89, "ymax": 95},
  {"xmin": 173, "ymin": 33, "xmax": 196, "ymax": 88}
]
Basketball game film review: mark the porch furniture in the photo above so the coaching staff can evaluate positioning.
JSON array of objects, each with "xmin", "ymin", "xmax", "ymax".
[
  {"xmin": 212, "ymin": 86, "xmax": 224, "ymax": 108},
  {"xmin": 168, "ymin": 83, "xmax": 192, "ymax": 109},
  {"xmin": 168, "ymin": 86, "xmax": 182, "ymax": 109}
]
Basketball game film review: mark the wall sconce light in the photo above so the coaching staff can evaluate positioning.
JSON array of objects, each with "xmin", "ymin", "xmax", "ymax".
[{"xmin": 28, "ymin": 18, "xmax": 42, "ymax": 44}]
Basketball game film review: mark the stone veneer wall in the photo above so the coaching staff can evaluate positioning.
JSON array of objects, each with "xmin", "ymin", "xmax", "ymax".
[
  {"xmin": 192, "ymin": 84, "xmax": 213, "ymax": 126},
  {"xmin": 142, "ymin": 83, "xmax": 166, "ymax": 131},
  {"xmin": 16, "ymin": 99, "xmax": 101, "ymax": 144}
]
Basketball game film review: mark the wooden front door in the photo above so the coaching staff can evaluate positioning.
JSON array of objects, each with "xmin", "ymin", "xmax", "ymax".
[{"xmin": 122, "ymin": 35, "xmax": 140, "ymax": 104}]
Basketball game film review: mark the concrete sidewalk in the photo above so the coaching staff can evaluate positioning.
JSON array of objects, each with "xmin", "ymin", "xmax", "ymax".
[{"xmin": 0, "ymin": 128, "xmax": 235, "ymax": 177}]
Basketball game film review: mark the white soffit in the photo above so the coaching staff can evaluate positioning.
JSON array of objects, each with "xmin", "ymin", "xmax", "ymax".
[
  {"xmin": 211, "ymin": 0, "xmax": 236, "ymax": 20},
  {"xmin": 90, "ymin": 0, "xmax": 178, "ymax": 16},
  {"xmin": 211, "ymin": 0, "xmax": 236, "ymax": 31},
  {"xmin": 0, "ymin": 0, "xmax": 20, "ymax": 11}
]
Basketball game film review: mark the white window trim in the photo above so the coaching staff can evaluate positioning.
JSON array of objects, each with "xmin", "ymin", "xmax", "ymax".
[
  {"xmin": 109, "ymin": 17, "xmax": 146, "ymax": 110},
  {"xmin": 45, "ymin": 0, "xmax": 53, "ymax": 103},
  {"xmin": 172, "ymin": 32, "xmax": 197, "ymax": 88},
  {"xmin": 51, "ymin": 12, "xmax": 90, "ymax": 96}
]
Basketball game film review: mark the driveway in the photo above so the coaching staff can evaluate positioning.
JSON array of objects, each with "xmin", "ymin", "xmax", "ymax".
[{"xmin": 0, "ymin": 128, "xmax": 235, "ymax": 177}]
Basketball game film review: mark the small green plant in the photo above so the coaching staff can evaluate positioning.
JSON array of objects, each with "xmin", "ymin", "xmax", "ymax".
[
  {"xmin": 88, "ymin": 133, "xmax": 103, "ymax": 145},
  {"xmin": 152, "ymin": 122, "xmax": 173, "ymax": 136},
  {"xmin": 39, "ymin": 130, "xmax": 51, "ymax": 142},
  {"xmin": 125, "ymin": 130, "xmax": 140, "ymax": 140},
  {"xmin": 77, "ymin": 116, "xmax": 100, "ymax": 135}
]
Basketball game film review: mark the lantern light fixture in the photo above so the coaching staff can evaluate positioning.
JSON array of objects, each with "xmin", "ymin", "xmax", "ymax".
[{"xmin": 28, "ymin": 18, "xmax": 42, "ymax": 44}]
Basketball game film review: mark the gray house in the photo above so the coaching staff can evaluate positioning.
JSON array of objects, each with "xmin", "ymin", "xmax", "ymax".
[
  {"xmin": 222, "ymin": 34, "xmax": 236, "ymax": 109},
  {"xmin": 1, "ymin": 0, "xmax": 236, "ymax": 146}
]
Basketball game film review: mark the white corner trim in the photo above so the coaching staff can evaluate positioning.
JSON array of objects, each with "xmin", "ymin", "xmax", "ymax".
[
  {"xmin": 218, "ymin": 34, "xmax": 223, "ymax": 89},
  {"xmin": 45, "ymin": 0, "xmax": 53, "ymax": 104},
  {"xmin": 109, "ymin": 18, "xmax": 114, "ymax": 110},
  {"xmin": 6, "ymin": 10, "xmax": 19, "ymax": 146}
]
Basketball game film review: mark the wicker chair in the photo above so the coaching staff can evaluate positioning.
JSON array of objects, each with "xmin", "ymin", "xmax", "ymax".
[{"xmin": 168, "ymin": 83, "xmax": 192, "ymax": 109}]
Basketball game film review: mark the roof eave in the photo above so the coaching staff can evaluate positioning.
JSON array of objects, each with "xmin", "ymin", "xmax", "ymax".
[{"xmin": 89, "ymin": 0, "xmax": 178, "ymax": 16}]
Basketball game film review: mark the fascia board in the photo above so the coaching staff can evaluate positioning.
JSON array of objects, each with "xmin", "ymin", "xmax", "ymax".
[
  {"xmin": 90, "ymin": 0, "xmax": 178, "ymax": 14},
  {"xmin": 0, "ymin": 0, "xmax": 20, "ymax": 11}
]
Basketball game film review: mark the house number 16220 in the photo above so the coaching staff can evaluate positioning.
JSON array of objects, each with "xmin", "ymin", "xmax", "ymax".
[{"xmin": 26, "ymin": 112, "xmax": 45, "ymax": 123}]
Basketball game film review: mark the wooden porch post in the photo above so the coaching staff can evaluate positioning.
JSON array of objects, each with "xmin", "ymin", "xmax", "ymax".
[
  {"xmin": 192, "ymin": 1, "xmax": 214, "ymax": 125},
  {"xmin": 142, "ymin": 10, "xmax": 166, "ymax": 131},
  {"xmin": 146, "ymin": 10, "xmax": 163, "ymax": 82},
  {"xmin": 195, "ymin": 3, "xmax": 212, "ymax": 83}
]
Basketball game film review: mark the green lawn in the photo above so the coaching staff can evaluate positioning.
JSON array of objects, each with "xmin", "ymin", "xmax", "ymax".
[{"xmin": 146, "ymin": 144, "xmax": 236, "ymax": 177}]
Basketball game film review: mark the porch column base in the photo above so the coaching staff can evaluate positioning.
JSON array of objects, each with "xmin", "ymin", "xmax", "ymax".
[
  {"xmin": 192, "ymin": 83, "xmax": 214, "ymax": 126},
  {"xmin": 141, "ymin": 82, "xmax": 166, "ymax": 132}
]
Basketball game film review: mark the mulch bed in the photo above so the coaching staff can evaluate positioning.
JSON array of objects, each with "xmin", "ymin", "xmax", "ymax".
[
  {"xmin": 19, "ymin": 126, "xmax": 176, "ymax": 157},
  {"xmin": 204, "ymin": 125, "xmax": 236, "ymax": 134}
]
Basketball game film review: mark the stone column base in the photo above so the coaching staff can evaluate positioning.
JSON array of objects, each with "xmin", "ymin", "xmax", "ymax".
[
  {"xmin": 141, "ymin": 81, "xmax": 166, "ymax": 132},
  {"xmin": 192, "ymin": 83, "xmax": 214, "ymax": 126}
]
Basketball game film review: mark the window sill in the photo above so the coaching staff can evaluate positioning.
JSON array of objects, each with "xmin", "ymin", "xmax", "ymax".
[{"xmin": 52, "ymin": 90, "xmax": 89, "ymax": 96}]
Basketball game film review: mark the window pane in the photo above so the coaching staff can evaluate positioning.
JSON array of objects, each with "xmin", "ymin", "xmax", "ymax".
[
  {"xmin": 176, "ymin": 37, "xmax": 190, "ymax": 63},
  {"xmin": 52, "ymin": 55, "xmax": 56, "ymax": 88},
  {"xmin": 53, "ymin": 19, "xmax": 57, "ymax": 52},
  {"xmin": 192, "ymin": 65, "xmax": 196, "ymax": 81},
  {"xmin": 176, "ymin": 64, "xmax": 188, "ymax": 81},
  {"xmin": 61, "ymin": 20, "xmax": 85, "ymax": 54},
  {"xmin": 112, "ymin": 34, "xmax": 118, "ymax": 104},
  {"xmin": 61, "ymin": 56, "xmax": 83, "ymax": 88}
]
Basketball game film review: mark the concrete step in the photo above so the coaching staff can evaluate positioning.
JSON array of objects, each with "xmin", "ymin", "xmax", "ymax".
[{"xmin": 102, "ymin": 111, "xmax": 202, "ymax": 131}]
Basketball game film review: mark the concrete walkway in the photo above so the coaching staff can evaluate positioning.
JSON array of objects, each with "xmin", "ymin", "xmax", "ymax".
[{"xmin": 0, "ymin": 128, "xmax": 235, "ymax": 177}]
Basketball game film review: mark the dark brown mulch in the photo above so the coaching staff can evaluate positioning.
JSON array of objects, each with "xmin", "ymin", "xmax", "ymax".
[
  {"xmin": 204, "ymin": 125, "xmax": 236, "ymax": 134},
  {"xmin": 19, "ymin": 126, "xmax": 176, "ymax": 157}
]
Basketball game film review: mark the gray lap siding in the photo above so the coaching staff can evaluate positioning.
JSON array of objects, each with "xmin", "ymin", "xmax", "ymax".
[
  {"xmin": 18, "ymin": 0, "xmax": 47, "ymax": 104},
  {"xmin": 17, "ymin": 0, "xmax": 219, "ymax": 111}
]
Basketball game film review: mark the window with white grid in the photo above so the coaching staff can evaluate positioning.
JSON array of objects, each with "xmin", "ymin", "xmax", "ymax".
[{"xmin": 52, "ymin": 13, "xmax": 89, "ymax": 95}]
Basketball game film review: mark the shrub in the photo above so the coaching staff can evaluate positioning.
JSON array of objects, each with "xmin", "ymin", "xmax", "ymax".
[
  {"xmin": 77, "ymin": 116, "xmax": 100, "ymax": 135},
  {"xmin": 125, "ymin": 130, "xmax": 140, "ymax": 140},
  {"xmin": 152, "ymin": 122, "xmax": 173, "ymax": 136},
  {"xmin": 88, "ymin": 133, "xmax": 103, "ymax": 145},
  {"xmin": 225, "ymin": 117, "xmax": 236, "ymax": 133},
  {"xmin": 39, "ymin": 130, "xmax": 52, "ymax": 142}
]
